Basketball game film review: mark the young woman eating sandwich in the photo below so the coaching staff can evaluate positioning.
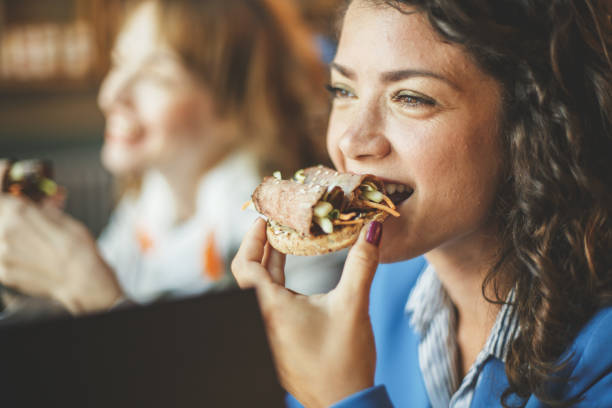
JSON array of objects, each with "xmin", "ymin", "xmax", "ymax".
[{"xmin": 231, "ymin": 0, "xmax": 612, "ymax": 406}]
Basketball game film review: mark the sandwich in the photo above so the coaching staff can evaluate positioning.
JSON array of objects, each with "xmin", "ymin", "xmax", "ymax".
[
  {"xmin": 1, "ymin": 159, "xmax": 59, "ymax": 203},
  {"xmin": 248, "ymin": 165, "xmax": 411, "ymax": 256}
]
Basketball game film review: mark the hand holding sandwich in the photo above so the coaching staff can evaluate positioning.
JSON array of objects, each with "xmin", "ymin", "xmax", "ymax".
[
  {"xmin": 0, "ymin": 161, "xmax": 123, "ymax": 314},
  {"xmin": 232, "ymin": 217, "xmax": 383, "ymax": 407}
]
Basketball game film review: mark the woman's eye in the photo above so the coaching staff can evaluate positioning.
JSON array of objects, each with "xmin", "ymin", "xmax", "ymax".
[
  {"xmin": 325, "ymin": 84, "xmax": 356, "ymax": 100},
  {"xmin": 392, "ymin": 92, "xmax": 436, "ymax": 108},
  {"xmin": 140, "ymin": 70, "xmax": 178, "ymax": 88}
]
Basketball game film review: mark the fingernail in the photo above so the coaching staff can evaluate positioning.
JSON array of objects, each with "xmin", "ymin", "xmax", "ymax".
[{"xmin": 366, "ymin": 221, "xmax": 382, "ymax": 246}]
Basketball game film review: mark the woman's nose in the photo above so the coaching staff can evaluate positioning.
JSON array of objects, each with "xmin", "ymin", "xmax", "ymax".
[
  {"xmin": 338, "ymin": 107, "xmax": 391, "ymax": 161},
  {"xmin": 97, "ymin": 68, "xmax": 132, "ymax": 113}
]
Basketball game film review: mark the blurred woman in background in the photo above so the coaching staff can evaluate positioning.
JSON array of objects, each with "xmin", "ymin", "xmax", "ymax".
[
  {"xmin": 97, "ymin": 0, "xmax": 339, "ymax": 302},
  {"xmin": 0, "ymin": 0, "xmax": 341, "ymax": 313}
]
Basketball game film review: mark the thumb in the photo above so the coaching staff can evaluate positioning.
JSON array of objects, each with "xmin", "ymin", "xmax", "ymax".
[{"xmin": 335, "ymin": 221, "xmax": 383, "ymax": 306}]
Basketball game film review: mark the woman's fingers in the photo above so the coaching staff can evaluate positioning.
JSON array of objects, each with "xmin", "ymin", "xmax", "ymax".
[
  {"xmin": 335, "ymin": 221, "xmax": 383, "ymax": 311},
  {"xmin": 0, "ymin": 251, "xmax": 58, "ymax": 299},
  {"xmin": 256, "ymin": 223, "xmax": 380, "ymax": 407},
  {"xmin": 240, "ymin": 218, "xmax": 268, "ymax": 262},
  {"xmin": 230, "ymin": 220, "xmax": 382, "ymax": 407},
  {"xmin": 0, "ymin": 195, "xmax": 63, "ymax": 253},
  {"xmin": 231, "ymin": 218, "xmax": 274, "ymax": 288},
  {"xmin": 263, "ymin": 243, "xmax": 286, "ymax": 286},
  {"xmin": 0, "ymin": 192, "xmax": 122, "ymax": 313}
]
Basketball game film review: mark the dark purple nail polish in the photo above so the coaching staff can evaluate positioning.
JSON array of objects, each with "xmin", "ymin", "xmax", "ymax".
[{"xmin": 366, "ymin": 221, "xmax": 382, "ymax": 246}]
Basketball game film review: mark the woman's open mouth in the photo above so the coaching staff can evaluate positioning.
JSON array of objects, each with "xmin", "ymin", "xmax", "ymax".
[{"xmin": 383, "ymin": 182, "xmax": 414, "ymax": 206}]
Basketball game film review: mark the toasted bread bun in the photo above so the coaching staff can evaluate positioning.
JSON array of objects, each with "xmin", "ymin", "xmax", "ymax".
[{"xmin": 266, "ymin": 211, "xmax": 388, "ymax": 256}]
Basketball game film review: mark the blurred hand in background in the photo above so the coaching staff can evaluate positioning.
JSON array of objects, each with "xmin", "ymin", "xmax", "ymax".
[{"xmin": 0, "ymin": 163, "xmax": 122, "ymax": 314}]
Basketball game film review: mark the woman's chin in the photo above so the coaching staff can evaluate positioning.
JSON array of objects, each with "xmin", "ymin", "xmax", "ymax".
[
  {"xmin": 379, "ymin": 244, "xmax": 408, "ymax": 264},
  {"xmin": 101, "ymin": 144, "xmax": 146, "ymax": 176},
  {"xmin": 377, "ymin": 216, "xmax": 423, "ymax": 264},
  {"xmin": 378, "ymin": 228, "xmax": 408, "ymax": 264}
]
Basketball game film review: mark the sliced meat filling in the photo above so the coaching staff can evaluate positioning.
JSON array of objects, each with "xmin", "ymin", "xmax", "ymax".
[
  {"xmin": 252, "ymin": 177, "xmax": 326, "ymax": 236},
  {"xmin": 252, "ymin": 166, "xmax": 400, "ymax": 237}
]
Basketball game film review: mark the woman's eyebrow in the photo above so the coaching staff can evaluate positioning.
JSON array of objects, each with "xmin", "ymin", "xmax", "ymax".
[
  {"xmin": 329, "ymin": 62, "xmax": 356, "ymax": 79},
  {"xmin": 380, "ymin": 69, "xmax": 460, "ymax": 90},
  {"xmin": 330, "ymin": 61, "xmax": 460, "ymax": 91},
  {"xmin": 144, "ymin": 50, "xmax": 180, "ymax": 65}
]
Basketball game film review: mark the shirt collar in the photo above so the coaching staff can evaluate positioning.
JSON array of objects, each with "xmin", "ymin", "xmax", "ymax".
[
  {"xmin": 405, "ymin": 263, "xmax": 520, "ymax": 363},
  {"xmin": 405, "ymin": 264, "xmax": 451, "ymax": 335},
  {"xmin": 483, "ymin": 287, "xmax": 519, "ymax": 362}
]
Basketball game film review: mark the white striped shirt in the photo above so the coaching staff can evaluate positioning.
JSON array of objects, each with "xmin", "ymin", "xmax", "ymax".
[{"xmin": 405, "ymin": 265, "xmax": 520, "ymax": 408}]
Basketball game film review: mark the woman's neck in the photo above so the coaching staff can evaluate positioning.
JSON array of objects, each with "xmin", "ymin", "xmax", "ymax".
[
  {"xmin": 156, "ymin": 144, "xmax": 237, "ymax": 223},
  {"xmin": 425, "ymin": 225, "xmax": 509, "ymax": 376},
  {"xmin": 157, "ymin": 161, "xmax": 202, "ymax": 223}
]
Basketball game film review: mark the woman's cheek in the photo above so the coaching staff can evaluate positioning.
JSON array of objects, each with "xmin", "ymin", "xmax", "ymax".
[
  {"xmin": 169, "ymin": 96, "xmax": 210, "ymax": 139},
  {"xmin": 131, "ymin": 80, "xmax": 186, "ymax": 124}
]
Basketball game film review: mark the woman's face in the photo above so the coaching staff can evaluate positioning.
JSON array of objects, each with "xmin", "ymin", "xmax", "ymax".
[
  {"xmin": 98, "ymin": 1, "xmax": 221, "ymax": 176},
  {"xmin": 327, "ymin": 1, "xmax": 504, "ymax": 263}
]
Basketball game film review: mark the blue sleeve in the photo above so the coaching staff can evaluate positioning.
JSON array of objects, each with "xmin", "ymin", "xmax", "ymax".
[
  {"xmin": 572, "ymin": 371, "xmax": 612, "ymax": 407},
  {"xmin": 560, "ymin": 308, "xmax": 612, "ymax": 406},
  {"xmin": 285, "ymin": 386, "xmax": 394, "ymax": 408},
  {"xmin": 331, "ymin": 386, "xmax": 394, "ymax": 408},
  {"xmin": 285, "ymin": 393, "xmax": 303, "ymax": 407}
]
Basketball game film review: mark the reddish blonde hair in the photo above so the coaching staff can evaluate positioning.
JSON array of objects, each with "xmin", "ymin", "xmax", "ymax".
[{"xmin": 148, "ymin": 0, "xmax": 331, "ymax": 175}]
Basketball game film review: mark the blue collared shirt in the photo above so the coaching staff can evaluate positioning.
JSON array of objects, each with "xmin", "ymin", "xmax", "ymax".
[
  {"xmin": 287, "ymin": 257, "xmax": 612, "ymax": 407},
  {"xmin": 406, "ymin": 264, "xmax": 519, "ymax": 408}
]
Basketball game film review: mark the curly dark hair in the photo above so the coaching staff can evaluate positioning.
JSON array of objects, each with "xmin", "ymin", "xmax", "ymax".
[{"xmin": 356, "ymin": 0, "xmax": 612, "ymax": 405}]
